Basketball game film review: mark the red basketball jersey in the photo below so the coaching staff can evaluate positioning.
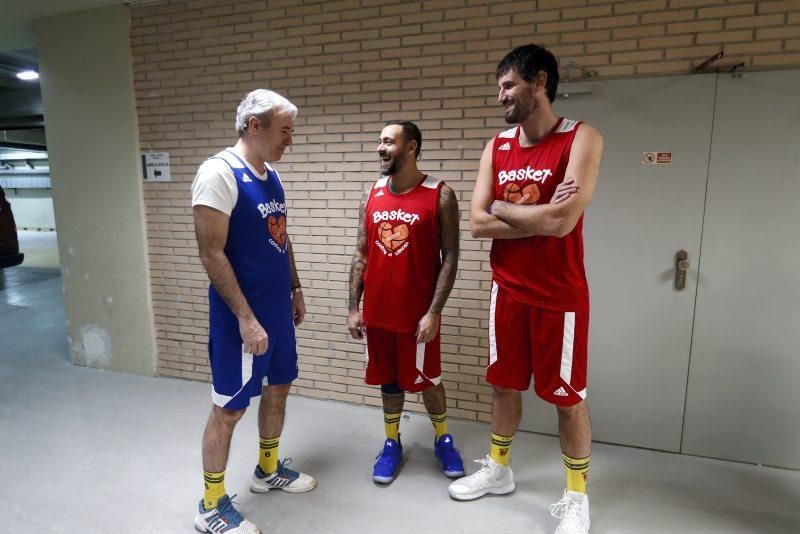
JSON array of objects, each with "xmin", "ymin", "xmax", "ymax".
[
  {"xmin": 363, "ymin": 175, "xmax": 443, "ymax": 334},
  {"xmin": 490, "ymin": 118, "xmax": 589, "ymax": 311}
]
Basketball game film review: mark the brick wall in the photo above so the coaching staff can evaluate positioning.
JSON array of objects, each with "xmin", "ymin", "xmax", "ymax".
[{"xmin": 131, "ymin": 0, "xmax": 800, "ymax": 421}]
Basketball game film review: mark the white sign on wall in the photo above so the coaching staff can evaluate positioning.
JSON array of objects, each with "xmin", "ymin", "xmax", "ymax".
[{"xmin": 142, "ymin": 152, "xmax": 171, "ymax": 182}]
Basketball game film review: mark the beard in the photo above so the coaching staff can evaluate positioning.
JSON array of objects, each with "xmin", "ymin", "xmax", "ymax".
[
  {"xmin": 504, "ymin": 98, "xmax": 534, "ymax": 124},
  {"xmin": 380, "ymin": 153, "xmax": 405, "ymax": 176}
]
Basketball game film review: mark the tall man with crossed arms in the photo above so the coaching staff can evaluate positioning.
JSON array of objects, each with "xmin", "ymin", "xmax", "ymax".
[{"xmin": 448, "ymin": 45, "xmax": 602, "ymax": 534}]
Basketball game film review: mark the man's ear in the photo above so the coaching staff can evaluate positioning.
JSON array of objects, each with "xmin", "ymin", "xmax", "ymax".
[
  {"xmin": 248, "ymin": 115, "xmax": 261, "ymax": 133},
  {"xmin": 535, "ymin": 70, "xmax": 548, "ymax": 93},
  {"xmin": 408, "ymin": 139, "xmax": 418, "ymax": 158}
]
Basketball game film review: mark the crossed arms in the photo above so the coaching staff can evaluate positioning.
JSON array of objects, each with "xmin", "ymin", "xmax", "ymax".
[{"xmin": 469, "ymin": 124, "xmax": 603, "ymax": 240}]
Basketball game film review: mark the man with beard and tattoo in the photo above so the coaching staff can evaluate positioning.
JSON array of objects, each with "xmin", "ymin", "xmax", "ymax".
[
  {"xmin": 346, "ymin": 120, "xmax": 465, "ymax": 484},
  {"xmin": 447, "ymin": 45, "xmax": 603, "ymax": 534}
]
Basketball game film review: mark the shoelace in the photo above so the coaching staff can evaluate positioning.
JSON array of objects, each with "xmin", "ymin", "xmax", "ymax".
[
  {"xmin": 465, "ymin": 456, "xmax": 496, "ymax": 484},
  {"xmin": 550, "ymin": 496, "xmax": 587, "ymax": 529},
  {"xmin": 375, "ymin": 444, "xmax": 399, "ymax": 461},
  {"xmin": 274, "ymin": 458, "xmax": 300, "ymax": 482},
  {"xmin": 215, "ymin": 494, "xmax": 244, "ymax": 524}
]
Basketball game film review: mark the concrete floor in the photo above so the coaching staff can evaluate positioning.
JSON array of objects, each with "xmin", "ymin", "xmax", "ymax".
[{"xmin": 1, "ymin": 232, "xmax": 799, "ymax": 533}]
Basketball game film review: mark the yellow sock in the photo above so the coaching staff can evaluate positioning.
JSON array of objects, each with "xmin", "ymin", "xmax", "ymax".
[
  {"xmin": 489, "ymin": 432, "xmax": 514, "ymax": 467},
  {"xmin": 203, "ymin": 470, "xmax": 226, "ymax": 510},
  {"xmin": 563, "ymin": 453, "xmax": 590, "ymax": 493},
  {"xmin": 429, "ymin": 411, "xmax": 448, "ymax": 439},
  {"xmin": 259, "ymin": 436, "xmax": 280, "ymax": 474},
  {"xmin": 384, "ymin": 412, "xmax": 401, "ymax": 442}
]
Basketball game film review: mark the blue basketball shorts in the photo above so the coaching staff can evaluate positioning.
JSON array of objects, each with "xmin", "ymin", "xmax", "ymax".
[{"xmin": 208, "ymin": 327, "xmax": 298, "ymax": 410}]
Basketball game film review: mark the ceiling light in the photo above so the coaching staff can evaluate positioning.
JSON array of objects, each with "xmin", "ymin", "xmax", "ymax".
[{"xmin": 16, "ymin": 70, "xmax": 39, "ymax": 81}]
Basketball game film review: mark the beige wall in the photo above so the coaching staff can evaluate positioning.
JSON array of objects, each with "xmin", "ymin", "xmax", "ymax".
[
  {"xmin": 36, "ymin": 6, "xmax": 156, "ymax": 375},
  {"xmin": 130, "ymin": 0, "xmax": 800, "ymax": 421}
]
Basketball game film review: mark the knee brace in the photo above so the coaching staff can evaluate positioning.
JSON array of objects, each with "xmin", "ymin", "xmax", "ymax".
[{"xmin": 380, "ymin": 381, "xmax": 404, "ymax": 396}]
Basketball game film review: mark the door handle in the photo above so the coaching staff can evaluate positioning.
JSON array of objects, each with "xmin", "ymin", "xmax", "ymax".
[{"xmin": 675, "ymin": 250, "xmax": 689, "ymax": 290}]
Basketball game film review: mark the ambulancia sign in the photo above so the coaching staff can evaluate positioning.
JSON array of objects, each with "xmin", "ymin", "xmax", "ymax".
[{"xmin": 142, "ymin": 152, "xmax": 171, "ymax": 182}]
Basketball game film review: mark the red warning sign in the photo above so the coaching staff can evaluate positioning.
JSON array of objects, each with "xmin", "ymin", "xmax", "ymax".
[{"xmin": 642, "ymin": 152, "xmax": 672, "ymax": 165}]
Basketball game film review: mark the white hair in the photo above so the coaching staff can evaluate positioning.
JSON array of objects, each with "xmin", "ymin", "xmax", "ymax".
[{"xmin": 235, "ymin": 89, "xmax": 297, "ymax": 136}]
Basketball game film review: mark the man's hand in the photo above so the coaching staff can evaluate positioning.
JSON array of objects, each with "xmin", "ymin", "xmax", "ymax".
[
  {"xmin": 292, "ymin": 291, "xmax": 306, "ymax": 326},
  {"xmin": 416, "ymin": 312, "xmax": 441, "ymax": 344},
  {"xmin": 347, "ymin": 309, "xmax": 365, "ymax": 340},
  {"xmin": 551, "ymin": 179, "xmax": 579, "ymax": 204},
  {"xmin": 239, "ymin": 316, "xmax": 269, "ymax": 355}
]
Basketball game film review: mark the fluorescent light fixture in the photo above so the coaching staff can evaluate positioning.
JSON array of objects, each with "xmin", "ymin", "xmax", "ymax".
[{"xmin": 16, "ymin": 70, "xmax": 39, "ymax": 81}]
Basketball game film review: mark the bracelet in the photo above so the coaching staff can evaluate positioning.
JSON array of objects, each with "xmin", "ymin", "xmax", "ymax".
[{"xmin": 291, "ymin": 286, "xmax": 303, "ymax": 293}]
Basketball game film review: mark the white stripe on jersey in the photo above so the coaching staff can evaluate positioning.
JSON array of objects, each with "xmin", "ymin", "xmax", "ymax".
[
  {"xmin": 421, "ymin": 175, "xmax": 441, "ymax": 189},
  {"xmin": 498, "ymin": 127, "xmax": 517, "ymax": 139},
  {"xmin": 556, "ymin": 119, "xmax": 578, "ymax": 133}
]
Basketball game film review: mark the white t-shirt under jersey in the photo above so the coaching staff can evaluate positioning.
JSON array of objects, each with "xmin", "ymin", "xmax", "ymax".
[{"xmin": 191, "ymin": 147, "xmax": 275, "ymax": 215}]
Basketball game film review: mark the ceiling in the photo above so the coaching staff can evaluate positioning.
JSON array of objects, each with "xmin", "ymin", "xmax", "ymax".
[
  {"xmin": 0, "ymin": 48, "xmax": 43, "ymax": 133},
  {"xmin": 0, "ymin": 1, "xmax": 159, "ymax": 139},
  {"xmin": 0, "ymin": 48, "xmax": 39, "ymax": 92}
]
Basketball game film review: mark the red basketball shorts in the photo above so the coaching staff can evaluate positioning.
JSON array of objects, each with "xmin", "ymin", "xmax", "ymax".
[
  {"xmin": 486, "ymin": 282, "xmax": 589, "ymax": 406},
  {"xmin": 364, "ymin": 327, "xmax": 441, "ymax": 393}
]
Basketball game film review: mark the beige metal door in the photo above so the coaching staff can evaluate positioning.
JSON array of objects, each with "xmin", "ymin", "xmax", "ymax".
[
  {"xmin": 682, "ymin": 70, "xmax": 800, "ymax": 469},
  {"xmin": 520, "ymin": 75, "xmax": 716, "ymax": 451}
]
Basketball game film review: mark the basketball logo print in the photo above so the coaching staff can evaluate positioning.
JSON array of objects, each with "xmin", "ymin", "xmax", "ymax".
[
  {"xmin": 267, "ymin": 214, "xmax": 287, "ymax": 247},
  {"xmin": 378, "ymin": 221, "xmax": 409, "ymax": 250},
  {"xmin": 503, "ymin": 182, "xmax": 540, "ymax": 204}
]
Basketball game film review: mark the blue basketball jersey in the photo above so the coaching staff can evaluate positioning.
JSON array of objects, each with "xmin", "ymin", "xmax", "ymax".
[{"xmin": 206, "ymin": 149, "xmax": 293, "ymax": 339}]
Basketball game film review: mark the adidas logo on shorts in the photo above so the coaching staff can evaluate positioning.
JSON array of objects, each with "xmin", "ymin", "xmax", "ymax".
[
  {"xmin": 498, "ymin": 142, "xmax": 511, "ymax": 151},
  {"xmin": 553, "ymin": 387, "xmax": 568, "ymax": 397},
  {"xmin": 414, "ymin": 375, "xmax": 424, "ymax": 385}
]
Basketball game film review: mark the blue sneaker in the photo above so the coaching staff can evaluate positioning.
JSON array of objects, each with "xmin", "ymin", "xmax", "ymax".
[
  {"xmin": 435, "ymin": 434, "xmax": 465, "ymax": 478},
  {"xmin": 372, "ymin": 437, "xmax": 403, "ymax": 484},
  {"xmin": 194, "ymin": 494, "xmax": 261, "ymax": 534}
]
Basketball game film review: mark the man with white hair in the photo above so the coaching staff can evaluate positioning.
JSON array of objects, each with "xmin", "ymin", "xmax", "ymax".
[{"xmin": 191, "ymin": 89, "xmax": 315, "ymax": 534}]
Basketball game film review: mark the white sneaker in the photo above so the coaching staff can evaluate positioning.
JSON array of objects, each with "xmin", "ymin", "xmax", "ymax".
[
  {"xmin": 447, "ymin": 455, "xmax": 515, "ymax": 501},
  {"xmin": 194, "ymin": 494, "xmax": 261, "ymax": 534},
  {"xmin": 551, "ymin": 490, "xmax": 590, "ymax": 534},
  {"xmin": 250, "ymin": 458, "xmax": 317, "ymax": 494}
]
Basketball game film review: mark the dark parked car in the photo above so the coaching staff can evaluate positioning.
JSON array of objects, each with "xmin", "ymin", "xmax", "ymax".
[{"xmin": 0, "ymin": 184, "xmax": 24, "ymax": 268}]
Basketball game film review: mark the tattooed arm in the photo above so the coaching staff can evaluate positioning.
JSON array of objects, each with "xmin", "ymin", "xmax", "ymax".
[
  {"xmin": 416, "ymin": 184, "xmax": 459, "ymax": 344},
  {"xmin": 346, "ymin": 191, "xmax": 369, "ymax": 339}
]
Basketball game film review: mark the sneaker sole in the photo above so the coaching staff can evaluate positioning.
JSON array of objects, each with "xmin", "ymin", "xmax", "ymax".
[
  {"xmin": 193, "ymin": 516, "xmax": 207, "ymax": 533},
  {"xmin": 444, "ymin": 469, "xmax": 466, "ymax": 478},
  {"xmin": 194, "ymin": 516, "xmax": 263, "ymax": 534},
  {"xmin": 447, "ymin": 480, "xmax": 516, "ymax": 501},
  {"xmin": 250, "ymin": 480, "xmax": 317, "ymax": 494},
  {"xmin": 372, "ymin": 475, "xmax": 395, "ymax": 484}
]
